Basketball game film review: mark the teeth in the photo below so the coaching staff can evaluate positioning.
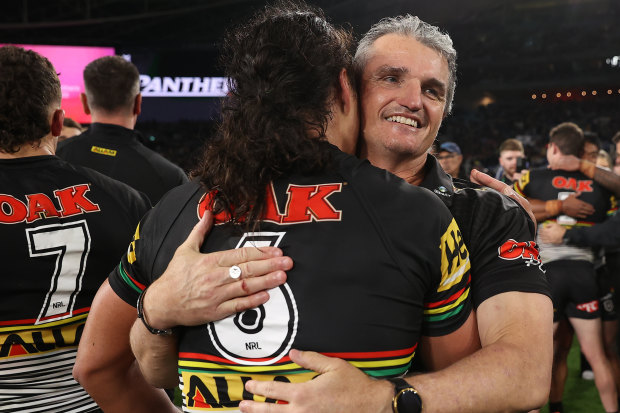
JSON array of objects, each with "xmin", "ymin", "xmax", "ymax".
[{"xmin": 387, "ymin": 116, "xmax": 418, "ymax": 127}]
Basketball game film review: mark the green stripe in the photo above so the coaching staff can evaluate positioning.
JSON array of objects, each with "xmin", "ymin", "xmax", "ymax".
[
  {"xmin": 119, "ymin": 263, "xmax": 143, "ymax": 294},
  {"xmin": 363, "ymin": 365, "xmax": 411, "ymax": 378},
  {"xmin": 424, "ymin": 303, "xmax": 464, "ymax": 322}
]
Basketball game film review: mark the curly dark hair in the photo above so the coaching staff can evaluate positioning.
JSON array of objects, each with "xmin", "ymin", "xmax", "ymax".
[
  {"xmin": 0, "ymin": 46, "xmax": 61, "ymax": 153},
  {"xmin": 194, "ymin": 1, "xmax": 356, "ymax": 227},
  {"xmin": 83, "ymin": 56, "xmax": 140, "ymax": 113}
]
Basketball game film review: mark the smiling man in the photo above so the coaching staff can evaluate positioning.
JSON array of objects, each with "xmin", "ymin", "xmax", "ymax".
[{"xmin": 242, "ymin": 15, "xmax": 553, "ymax": 413}]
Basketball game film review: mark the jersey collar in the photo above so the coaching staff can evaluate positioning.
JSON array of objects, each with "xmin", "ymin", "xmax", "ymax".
[{"xmin": 419, "ymin": 154, "xmax": 455, "ymax": 207}]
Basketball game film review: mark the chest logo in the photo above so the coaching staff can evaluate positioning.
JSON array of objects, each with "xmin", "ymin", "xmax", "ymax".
[{"xmin": 552, "ymin": 176, "xmax": 593, "ymax": 192}]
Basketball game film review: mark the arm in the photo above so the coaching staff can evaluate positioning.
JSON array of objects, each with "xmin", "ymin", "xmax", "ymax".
[
  {"xmin": 239, "ymin": 292, "xmax": 553, "ymax": 413},
  {"xmin": 548, "ymin": 154, "xmax": 620, "ymax": 197},
  {"xmin": 540, "ymin": 216, "xmax": 620, "ymax": 248},
  {"xmin": 528, "ymin": 195, "xmax": 594, "ymax": 222},
  {"xmin": 73, "ymin": 280, "xmax": 179, "ymax": 413}
]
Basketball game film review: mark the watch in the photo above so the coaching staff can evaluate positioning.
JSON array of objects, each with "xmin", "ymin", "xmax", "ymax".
[{"xmin": 387, "ymin": 378, "xmax": 423, "ymax": 413}]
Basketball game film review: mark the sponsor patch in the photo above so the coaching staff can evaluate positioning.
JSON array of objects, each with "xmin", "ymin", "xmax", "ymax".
[
  {"xmin": 498, "ymin": 239, "xmax": 545, "ymax": 273},
  {"xmin": 90, "ymin": 146, "xmax": 117, "ymax": 157}
]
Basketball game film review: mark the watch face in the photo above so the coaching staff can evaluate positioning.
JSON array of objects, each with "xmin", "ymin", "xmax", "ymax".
[{"xmin": 396, "ymin": 388, "xmax": 422, "ymax": 413}]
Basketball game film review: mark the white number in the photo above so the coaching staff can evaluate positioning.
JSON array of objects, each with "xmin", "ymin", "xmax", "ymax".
[
  {"xmin": 208, "ymin": 232, "xmax": 298, "ymax": 365},
  {"xmin": 26, "ymin": 220, "xmax": 91, "ymax": 325}
]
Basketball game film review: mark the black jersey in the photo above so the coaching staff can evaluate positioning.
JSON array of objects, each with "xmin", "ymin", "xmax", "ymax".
[
  {"xmin": 57, "ymin": 123, "xmax": 188, "ymax": 204},
  {"xmin": 109, "ymin": 149, "xmax": 472, "ymax": 411},
  {"xmin": 420, "ymin": 156, "xmax": 550, "ymax": 308},
  {"xmin": 0, "ymin": 155, "xmax": 150, "ymax": 412},
  {"xmin": 515, "ymin": 168, "xmax": 616, "ymax": 263}
]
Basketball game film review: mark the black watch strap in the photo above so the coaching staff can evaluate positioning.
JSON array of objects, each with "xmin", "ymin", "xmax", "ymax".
[
  {"xmin": 387, "ymin": 378, "xmax": 422, "ymax": 413},
  {"xmin": 137, "ymin": 287, "xmax": 175, "ymax": 336}
]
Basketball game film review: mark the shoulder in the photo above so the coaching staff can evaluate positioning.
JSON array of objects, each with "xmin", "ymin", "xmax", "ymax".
[{"xmin": 56, "ymin": 158, "xmax": 151, "ymax": 215}]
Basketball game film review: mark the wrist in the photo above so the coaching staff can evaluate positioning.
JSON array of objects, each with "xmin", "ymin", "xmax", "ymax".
[
  {"xmin": 579, "ymin": 159, "xmax": 596, "ymax": 178},
  {"xmin": 137, "ymin": 287, "xmax": 175, "ymax": 335},
  {"xmin": 545, "ymin": 200, "xmax": 563, "ymax": 216}
]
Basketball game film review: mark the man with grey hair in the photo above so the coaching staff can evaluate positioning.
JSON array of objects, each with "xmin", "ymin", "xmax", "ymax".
[
  {"xmin": 57, "ymin": 56, "xmax": 188, "ymax": 204},
  {"xmin": 243, "ymin": 15, "xmax": 552, "ymax": 413}
]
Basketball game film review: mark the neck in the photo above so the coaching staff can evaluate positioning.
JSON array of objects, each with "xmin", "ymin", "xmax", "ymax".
[
  {"xmin": 362, "ymin": 147, "xmax": 428, "ymax": 186},
  {"xmin": 0, "ymin": 136, "xmax": 56, "ymax": 159},
  {"xmin": 91, "ymin": 112, "xmax": 136, "ymax": 130}
]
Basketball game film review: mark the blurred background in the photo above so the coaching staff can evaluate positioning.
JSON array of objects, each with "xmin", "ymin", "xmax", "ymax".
[{"xmin": 2, "ymin": 0, "xmax": 619, "ymax": 173}]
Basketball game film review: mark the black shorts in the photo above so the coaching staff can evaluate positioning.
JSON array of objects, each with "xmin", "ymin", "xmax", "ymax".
[
  {"xmin": 598, "ymin": 263, "xmax": 617, "ymax": 322},
  {"xmin": 547, "ymin": 259, "xmax": 600, "ymax": 322}
]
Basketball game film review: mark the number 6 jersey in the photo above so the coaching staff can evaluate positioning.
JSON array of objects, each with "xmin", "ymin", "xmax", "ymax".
[
  {"xmin": 0, "ymin": 155, "xmax": 151, "ymax": 412},
  {"xmin": 109, "ymin": 148, "xmax": 472, "ymax": 412}
]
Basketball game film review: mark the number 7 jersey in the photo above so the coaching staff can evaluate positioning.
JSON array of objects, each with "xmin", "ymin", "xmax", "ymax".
[
  {"xmin": 109, "ymin": 148, "xmax": 472, "ymax": 412},
  {"xmin": 0, "ymin": 155, "xmax": 150, "ymax": 412}
]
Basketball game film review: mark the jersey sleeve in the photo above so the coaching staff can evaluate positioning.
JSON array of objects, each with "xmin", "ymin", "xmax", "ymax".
[
  {"xmin": 108, "ymin": 209, "xmax": 155, "ymax": 306},
  {"xmin": 422, "ymin": 218, "xmax": 473, "ymax": 337},
  {"xmin": 467, "ymin": 190, "xmax": 550, "ymax": 308},
  {"xmin": 513, "ymin": 169, "xmax": 531, "ymax": 197}
]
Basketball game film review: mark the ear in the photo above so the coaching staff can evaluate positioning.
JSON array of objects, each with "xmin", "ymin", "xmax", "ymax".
[
  {"xmin": 51, "ymin": 109, "xmax": 65, "ymax": 137},
  {"xmin": 133, "ymin": 94, "xmax": 142, "ymax": 116},
  {"xmin": 337, "ymin": 69, "xmax": 354, "ymax": 116},
  {"xmin": 80, "ymin": 93, "xmax": 91, "ymax": 115}
]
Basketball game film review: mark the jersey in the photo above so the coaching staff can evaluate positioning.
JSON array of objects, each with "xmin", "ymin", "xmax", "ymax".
[
  {"xmin": 421, "ymin": 155, "xmax": 550, "ymax": 308},
  {"xmin": 0, "ymin": 155, "xmax": 150, "ymax": 412},
  {"xmin": 109, "ymin": 148, "xmax": 472, "ymax": 412},
  {"xmin": 515, "ymin": 168, "xmax": 616, "ymax": 263},
  {"xmin": 57, "ymin": 123, "xmax": 188, "ymax": 204}
]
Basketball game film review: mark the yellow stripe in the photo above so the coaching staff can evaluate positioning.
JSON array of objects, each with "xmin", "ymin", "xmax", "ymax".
[
  {"xmin": 424, "ymin": 287, "xmax": 470, "ymax": 315},
  {"xmin": 0, "ymin": 313, "xmax": 88, "ymax": 333},
  {"xmin": 179, "ymin": 354, "xmax": 415, "ymax": 372}
]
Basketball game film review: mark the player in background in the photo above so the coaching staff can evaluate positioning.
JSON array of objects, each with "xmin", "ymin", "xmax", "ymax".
[
  {"xmin": 515, "ymin": 122, "xmax": 618, "ymax": 412},
  {"xmin": 0, "ymin": 46, "xmax": 151, "ymax": 412}
]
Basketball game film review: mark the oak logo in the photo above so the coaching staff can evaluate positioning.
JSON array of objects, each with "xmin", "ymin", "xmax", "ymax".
[
  {"xmin": 552, "ymin": 176, "xmax": 593, "ymax": 192},
  {"xmin": 0, "ymin": 184, "xmax": 100, "ymax": 224},
  {"xmin": 197, "ymin": 182, "xmax": 343, "ymax": 225},
  {"xmin": 498, "ymin": 239, "xmax": 545, "ymax": 272}
]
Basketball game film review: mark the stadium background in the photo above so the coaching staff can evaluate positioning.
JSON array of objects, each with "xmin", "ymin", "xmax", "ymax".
[{"xmin": 2, "ymin": 0, "xmax": 619, "ymax": 411}]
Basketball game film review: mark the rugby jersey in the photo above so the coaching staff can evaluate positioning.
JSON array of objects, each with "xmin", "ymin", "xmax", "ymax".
[
  {"xmin": 515, "ymin": 168, "xmax": 617, "ymax": 263},
  {"xmin": 109, "ymin": 148, "xmax": 472, "ymax": 412},
  {"xmin": 421, "ymin": 156, "xmax": 550, "ymax": 308},
  {"xmin": 0, "ymin": 156, "xmax": 150, "ymax": 412}
]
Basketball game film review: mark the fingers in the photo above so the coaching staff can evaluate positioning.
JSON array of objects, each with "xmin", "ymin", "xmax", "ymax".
[
  {"xmin": 243, "ymin": 380, "xmax": 294, "ymax": 408},
  {"xmin": 288, "ymin": 349, "xmax": 339, "ymax": 374},
  {"xmin": 239, "ymin": 399, "xmax": 287, "ymax": 413},
  {"xmin": 219, "ymin": 270, "xmax": 287, "ymax": 311},
  {"xmin": 182, "ymin": 211, "xmax": 214, "ymax": 251},
  {"xmin": 216, "ymin": 246, "xmax": 284, "ymax": 268},
  {"xmin": 236, "ymin": 256, "xmax": 293, "ymax": 280}
]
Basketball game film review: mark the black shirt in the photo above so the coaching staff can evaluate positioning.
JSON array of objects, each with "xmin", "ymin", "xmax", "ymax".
[{"xmin": 57, "ymin": 123, "xmax": 188, "ymax": 204}]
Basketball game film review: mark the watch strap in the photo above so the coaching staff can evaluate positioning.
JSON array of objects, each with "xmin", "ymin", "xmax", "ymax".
[{"xmin": 387, "ymin": 378, "xmax": 422, "ymax": 413}]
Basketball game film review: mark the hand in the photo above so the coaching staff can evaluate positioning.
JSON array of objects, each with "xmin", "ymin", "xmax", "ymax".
[
  {"xmin": 470, "ymin": 169, "xmax": 536, "ymax": 226},
  {"xmin": 144, "ymin": 211, "xmax": 293, "ymax": 329},
  {"xmin": 539, "ymin": 222, "xmax": 567, "ymax": 245},
  {"xmin": 239, "ymin": 350, "xmax": 393, "ymax": 413},
  {"xmin": 547, "ymin": 154, "xmax": 580, "ymax": 171},
  {"xmin": 561, "ymin": 192, "xmax": 594, "ymax": 218}
]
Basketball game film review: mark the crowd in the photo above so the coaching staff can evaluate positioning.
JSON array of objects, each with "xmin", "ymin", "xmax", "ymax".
[{"xmin": 0, "ymin": 1, "xmax": 618, "ymax": 413}]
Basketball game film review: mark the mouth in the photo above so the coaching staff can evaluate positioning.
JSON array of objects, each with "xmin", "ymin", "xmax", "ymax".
[{"xmin": 386, "ymin": 115, "xmax": 419, "ymax": 128}]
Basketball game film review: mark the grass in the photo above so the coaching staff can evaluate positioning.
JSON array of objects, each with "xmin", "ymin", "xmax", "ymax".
[{"xmin": 540, "ymin": 336, "xmax": 604, "ymax": 413}]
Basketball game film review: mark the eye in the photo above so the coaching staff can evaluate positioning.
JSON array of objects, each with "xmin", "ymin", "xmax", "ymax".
[{"xmin": 383, "ymin": 75, "xmax": 399, "ymax": 83}]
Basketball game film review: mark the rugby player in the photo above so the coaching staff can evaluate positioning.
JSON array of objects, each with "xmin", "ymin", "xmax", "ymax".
[
  {"xmin": 0, "ymin": 46, "xmax": 150, "ymax": 412},
  {"xmin": 516, "ymin": 122, "xmax": 618, "ymax": 412}
]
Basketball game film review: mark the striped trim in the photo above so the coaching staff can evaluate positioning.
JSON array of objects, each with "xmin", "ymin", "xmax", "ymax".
[
  {"xmin": 0, "ymin": 310, "xmax": 88, "ymax": 333},
  {"xmin": 118, "ymin": 262, "xmax": 145, "ymax": 293},
  {"xmin": 425, "ymin": 285, "xmax": 470, "ymax": 315}
]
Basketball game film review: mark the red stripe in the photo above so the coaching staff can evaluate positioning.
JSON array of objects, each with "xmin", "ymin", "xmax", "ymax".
[
  {"xmin": 179, "ymin": 345, "xmax": 418, "ymax": 364},
  {"xmin": 424, "ymin": 274, "xmax": 471, "ymax": 309},
  {"xmin": 0, "ymin": 307, "xmax": 90, "ymax": 326},
  {"xmin": 122, "ymin": 263, "xmax": 146, "ymax": 290}
]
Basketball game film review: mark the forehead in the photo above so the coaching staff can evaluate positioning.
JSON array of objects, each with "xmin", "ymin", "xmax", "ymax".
[
  {"xmin": 363, "ymin": 33, "xmax": 449, "ymax": 82},
  {"xmin": 500, "ymin": 150, "xmax": 523, "ymax": 158}
]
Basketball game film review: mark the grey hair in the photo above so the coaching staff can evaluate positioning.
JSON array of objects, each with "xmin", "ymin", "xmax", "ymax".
[{"xmin": 354, "ymin": 15, "xmax": 457, "ymax": 114}]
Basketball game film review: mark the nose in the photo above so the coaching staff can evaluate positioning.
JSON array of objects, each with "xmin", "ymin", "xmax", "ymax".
[{"xmin": 398, "ymin": 79, "xmax": 423, "ymax": 111}]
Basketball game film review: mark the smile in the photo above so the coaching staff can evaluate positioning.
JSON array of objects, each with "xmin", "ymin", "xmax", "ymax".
[{"xmin": 386, "ymin": 116, "xmax": 418, "ymax": 128}]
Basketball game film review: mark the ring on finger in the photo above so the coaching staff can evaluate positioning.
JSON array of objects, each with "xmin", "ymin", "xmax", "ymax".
[{"xmin": 229, "ymin": 265, "xmax": 242, "ymax": 279}]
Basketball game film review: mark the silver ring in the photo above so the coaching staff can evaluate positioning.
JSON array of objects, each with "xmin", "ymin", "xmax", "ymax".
[{"xmin": 229, "ymin": 265, "xmax": 242, "ymax": 279}]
